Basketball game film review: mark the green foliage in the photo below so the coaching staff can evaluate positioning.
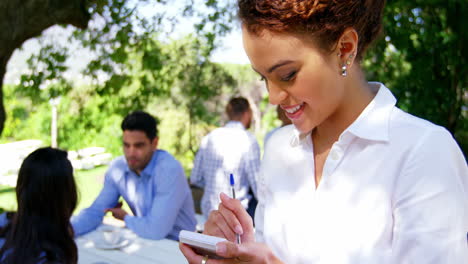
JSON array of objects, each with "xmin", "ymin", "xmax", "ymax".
[
  {"xmin": 16, "ymin": 44, "xmax": 71, "ymax": 103},
  {"xmin": 57, "ymin": 92, "xmax": 123, "ymax": 155},
  {"xmin": 222, "ymin": 63, "xmax": 259, "ymax": 89},
  {"xmin": 3, "ymin": 0, "xmax": 260, "ymax": 166},
  {"xmin": 1, "ymin": 85, "xmax": 51, "ymax": 144},
  {"xmin": 363, "ymin": 0, "xmax": 467, "ymax": 154},
  {"xmin": 0, "ymin": 185, "xmax": 15, "ymax": 212},
  {"xmin": 4, "ymin": 0, "xmax": 465, "ymax": 162},
  {"xmin": 3, "ymin": 34, "xmax": 255, "ymax": 172}
]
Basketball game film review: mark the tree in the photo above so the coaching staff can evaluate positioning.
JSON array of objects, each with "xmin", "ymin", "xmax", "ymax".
[
  {"xmin": 0, "ymin": 0, "xmax": 235, "ymax": 136},
  {"xmin": 364, "ymin": 0, "xmax": 467, "ymax": 153},
  {"xmin": 0, "ymin": 0, "xmax": 90, "ymax": 135},
  {"xmin": 4, "ymin": 0, "xmax": 465, "ymax": 155}
]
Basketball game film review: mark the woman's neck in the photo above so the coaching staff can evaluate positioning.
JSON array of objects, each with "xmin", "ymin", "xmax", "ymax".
[{"xmin": 314, "ymin": 70, "xmax": 374, "ymax": 146}]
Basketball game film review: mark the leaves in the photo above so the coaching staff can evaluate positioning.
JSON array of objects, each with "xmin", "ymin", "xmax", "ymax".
[
  {"xmin": 5, "ymin": 0, "xmax": 466, "ymax": 158},
  {"xmin": 363, "ymin": 0, "xmax": 467, "ymax": 154},
  {"xmin": 16, "ymin": 44, "xmax": 72, "ymax": 103}
]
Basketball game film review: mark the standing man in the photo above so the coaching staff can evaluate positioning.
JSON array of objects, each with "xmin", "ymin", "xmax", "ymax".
[
  {"xmin": 72, "ymin": 111, "xmax": 196, "ymax": 240},
  {"xmin": 191, "ymin": 97, "xmax": 261, "ymax": 219}
]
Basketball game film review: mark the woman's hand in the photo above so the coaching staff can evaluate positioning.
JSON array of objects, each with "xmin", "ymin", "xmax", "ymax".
[
  {"xmin": 179, "ymin": 240, "xmax": 283, "ymax": 264},
  {"xmin": 179, "ymin": 193, "xmax": 282, "ymax": 263},
  {"xmin": 204, "ymin": 192, "xmax": 255, "ymax": 243}
]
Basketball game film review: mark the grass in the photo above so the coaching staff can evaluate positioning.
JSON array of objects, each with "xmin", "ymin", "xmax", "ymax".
[
  {"xmin": 0, "ymin": 186, "xmax": 16, "ymax": 212},
  {"xmin": 74, "ymin": 166, "xmax": 109, "ymax": 213},
  {"xmin": 0, "ymin": 166, "xmax": 110, "ymax": 214}
]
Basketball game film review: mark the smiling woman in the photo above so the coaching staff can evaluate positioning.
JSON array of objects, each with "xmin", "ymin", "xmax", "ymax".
[{"xmin": 179, "ymin": 0, "xmax": 468, "ymax": 264}]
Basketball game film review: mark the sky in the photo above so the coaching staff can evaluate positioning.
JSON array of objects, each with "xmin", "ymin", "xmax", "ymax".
[
  {"xmin": 212, "ymin": 29, "xmax": 250, "ymax": 65},
  {"xmin": 4, "ymin": 2, "xmax": 250, "ymax": 85}
]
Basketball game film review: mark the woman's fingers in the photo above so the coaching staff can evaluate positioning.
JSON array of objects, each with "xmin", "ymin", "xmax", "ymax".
[
  {"xmin": 204, "ymin": 210, "xmax": 223, "ymax": 237},
  {"xmin": 215, "ymin": 241, "xmax": 276, "ymax": 263},
  {"xmin": 203, "ymin": 192, "xmax": 255, "ymax": 243},
  {"xmin": 219, "ymin": 192, "xmax": 255, "ymax": 242},
  {"xmin": 204, "ymin": 210, "xmax": 236, "ymax": 241},
  {"xmin": 179, "ymin": 242, "xmax": 206, "ymax": 264},
  {"xmin": 215, "ymin": 241, "xmax": 241, "ymax": 259},
  {"xmin": 212, "ymin": 209, "xmax": 238, "ymax": 242},
  {"xmin": 181, "ymin": 240, "xmax": 281, "ymax": 264},
  {"xmin": 217, "ymin": 203, "xmax": 243, "ymax": 240},
  {"xmin": 203, "ymin": 220, "xmax": 227, "ymax": 239},
  {"xmin": 180, "ymin": 242, "xmax": 239, "ymax": 264}
]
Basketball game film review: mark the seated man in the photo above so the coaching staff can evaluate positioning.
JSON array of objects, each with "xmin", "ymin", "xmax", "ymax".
[{"xmin": 72, "ymin": 111, "xmax": 196, "ymax": 240}]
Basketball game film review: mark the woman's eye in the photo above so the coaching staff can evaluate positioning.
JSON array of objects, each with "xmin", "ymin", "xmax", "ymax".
[
  {"xmin": 281, "ymin": 71, "xmax": 297, "ymax": 81},
  {"xmin": 259, "ymin": 76, "xmax": 269, "ymax": 91}
]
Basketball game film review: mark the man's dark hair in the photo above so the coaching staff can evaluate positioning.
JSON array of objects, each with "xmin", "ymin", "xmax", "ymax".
[
  {"xmin": 226, "ymin": 97, "xmax": 250, "ymax": 120},
  {"xmin": 121, "ymin": 111, "xmax": 158, "ymax": 140}
]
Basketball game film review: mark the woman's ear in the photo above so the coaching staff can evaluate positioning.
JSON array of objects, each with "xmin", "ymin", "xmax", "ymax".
[{"xmin": 336, "ymin": 28, "xmax": 359, "ymax": 70}]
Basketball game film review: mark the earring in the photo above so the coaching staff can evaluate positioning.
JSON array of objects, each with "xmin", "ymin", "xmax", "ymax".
[
  {"xmin": 341, "ymin": 53, "xmax": 354, "ymax": 77},
  {"xmin": 346, "ymin": 53, "xmax": 354, "ymax": 65},
  {"xmin": 341, "ymin": 64, "xmax": 347, "ymax": 77}
]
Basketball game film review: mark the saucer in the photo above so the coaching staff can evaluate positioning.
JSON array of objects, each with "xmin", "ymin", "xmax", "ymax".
[{"xmin": 94, "ymin": 237, "xmax": 130, "ymax": 250}]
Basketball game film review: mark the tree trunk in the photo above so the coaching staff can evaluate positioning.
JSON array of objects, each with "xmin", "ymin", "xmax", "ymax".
[
  {"xmin": 0, "ymin": 0, "xmax": 91, "ymax": 136},
  {"xmin": 0, "ymin": 55, "xmax": 7, "ymax": 136}
]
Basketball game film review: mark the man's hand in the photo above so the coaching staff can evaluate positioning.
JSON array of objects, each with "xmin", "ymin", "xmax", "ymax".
[{"xmin": 105, "ymin": 202, "xmax": 128, "ymax": 220}]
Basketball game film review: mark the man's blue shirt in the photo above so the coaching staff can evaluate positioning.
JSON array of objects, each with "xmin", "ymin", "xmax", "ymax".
[
  {"xmin": 72, "ymin": 150, "xmax": 197, "ymax": 240},
  {"xmin": 0, "ymin": 212, "xmax": 6, "ymax": 248}
]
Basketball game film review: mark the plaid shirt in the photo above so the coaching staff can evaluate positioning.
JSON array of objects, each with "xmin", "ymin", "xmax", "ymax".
[{"xmin": 190, "ymin": 121, "xmax": 261, "ymax": 218}]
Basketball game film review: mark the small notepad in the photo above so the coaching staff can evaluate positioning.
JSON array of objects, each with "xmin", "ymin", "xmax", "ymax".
[{"xmin": 179, "ymin": 230, "xmax": 227, "ymax": 254}]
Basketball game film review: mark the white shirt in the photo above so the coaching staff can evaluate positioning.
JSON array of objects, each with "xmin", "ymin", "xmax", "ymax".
[
  {"xmin": 264, "ymin": 127, "xmax": 281, "ymax": 148},
  {"xmin": 255, "ymin": 83, "xmax": 468, "ymax": 264},
  {"xmin": 191, "ymin": 121, "xmax": 261, "ymax": 218}
]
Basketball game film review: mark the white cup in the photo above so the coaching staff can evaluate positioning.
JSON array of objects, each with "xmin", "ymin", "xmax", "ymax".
[{"xmin": 101, "ymin": 226, "xmax": 121, "ymax": 245}]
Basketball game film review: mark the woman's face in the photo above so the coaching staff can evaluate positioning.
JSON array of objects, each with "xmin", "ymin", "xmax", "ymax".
[{"xmin": 242, "ymin": 27, "xmax": 346, "ymax": 134}]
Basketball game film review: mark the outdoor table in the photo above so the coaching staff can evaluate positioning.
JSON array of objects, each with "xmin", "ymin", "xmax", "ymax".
[{"xmin": 76, "ymin": 224, "xmax": 188, "ymax": 264}]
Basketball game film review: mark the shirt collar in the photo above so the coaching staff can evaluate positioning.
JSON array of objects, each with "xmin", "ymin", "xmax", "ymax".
[
  {"xmin": 345, "ymin": 82, "xmax": 395, "ymax": 142},
  {"xmin": 290, "ymin": 128, "xmax": 312, "ymax": 147},
  {"xmin": 290, "ymin": 82, "xmax": 396, "ymax": 147},
  {"xmin": 125, "ymin": 150, "xmax": 158, "ymax": 178},
  {"xmin": 225, "ymin": 121, "xmax": 245, "ymax": 130}
]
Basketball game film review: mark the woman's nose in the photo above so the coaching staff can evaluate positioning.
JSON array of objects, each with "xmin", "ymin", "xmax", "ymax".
[{"xmin": 268, "ymin": 83, "xmax": 288, "ymax": 105}]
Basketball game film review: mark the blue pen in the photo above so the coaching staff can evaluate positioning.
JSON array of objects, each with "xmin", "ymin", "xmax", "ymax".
[{"xmin": 230, "ymin": 173, "xmax": 241, "ymax": 244}]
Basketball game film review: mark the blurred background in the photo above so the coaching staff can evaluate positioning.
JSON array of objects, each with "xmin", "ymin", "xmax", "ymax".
[{"xmin": 0, "ymin": 0, "xmax": 466, "ymax": 214}]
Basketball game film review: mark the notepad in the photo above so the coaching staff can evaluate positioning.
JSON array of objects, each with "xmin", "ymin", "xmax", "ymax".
[{"xmin": 179, "ymin": 230, "xmax": 227, "ymax": 257}]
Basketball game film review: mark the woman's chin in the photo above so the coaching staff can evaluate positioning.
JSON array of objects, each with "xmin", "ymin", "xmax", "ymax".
[{"xmin": 292, "ymin": 122, "xmax": 314, "ymax": 135}]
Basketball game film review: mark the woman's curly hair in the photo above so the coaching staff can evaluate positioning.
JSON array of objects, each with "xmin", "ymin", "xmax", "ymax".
[{"xmin": 238, "ymin": 0, "xmax": 386, "ymax": 60}]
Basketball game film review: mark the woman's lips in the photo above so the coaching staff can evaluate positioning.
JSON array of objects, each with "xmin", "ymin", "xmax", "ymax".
[{"xmin": 282, "ymin": 103, "xmax": 305, "ymax": 120}]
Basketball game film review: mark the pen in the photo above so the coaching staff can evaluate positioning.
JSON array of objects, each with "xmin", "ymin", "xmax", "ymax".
[{"xmin": 230, "ymin": 173, "xmax": 241, "ymax": 244}]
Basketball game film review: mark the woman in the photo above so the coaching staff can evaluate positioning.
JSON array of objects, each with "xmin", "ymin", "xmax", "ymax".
[
  {"xmin": 0, "ymin": 147, "xmax": 78, "ymax": 263},
  {"xmin": 180, "ymin": 0, "xmax": 468, "ymax": 263}
]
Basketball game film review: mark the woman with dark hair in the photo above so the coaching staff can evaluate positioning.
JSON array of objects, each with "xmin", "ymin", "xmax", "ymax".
[
  {"xmin": 180, "ymin": 0, "xmax": 468, "ymax": 263},
  {"xmin": 0, "ymin": 147, "xmax": 78, "ymax": 263}
]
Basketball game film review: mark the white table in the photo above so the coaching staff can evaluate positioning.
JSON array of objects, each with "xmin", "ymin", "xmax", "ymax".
[{"xmin": 76, "ymin": 225, "xmax": 188, "ymax": 264}]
